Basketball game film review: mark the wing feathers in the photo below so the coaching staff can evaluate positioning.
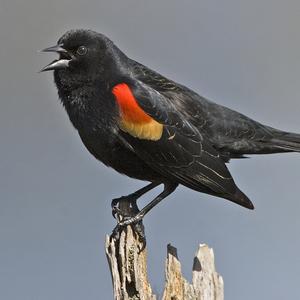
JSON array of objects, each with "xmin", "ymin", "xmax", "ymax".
[{"xmin": 114, "ymin": 80, "xmax": 252, "ymax": 208}]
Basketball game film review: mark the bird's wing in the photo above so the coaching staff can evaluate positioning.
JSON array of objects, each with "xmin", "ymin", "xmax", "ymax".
[
  {"xmin": 112, "ymin": 80, "xmax": 253, "ymax": 209},
  {"xmin": 131, "ymin": 61, "xmax": 281, "ymax": 157},
  {"xmin": 161, "ymin": 89, "xmax": 277, "ymax": 156}
]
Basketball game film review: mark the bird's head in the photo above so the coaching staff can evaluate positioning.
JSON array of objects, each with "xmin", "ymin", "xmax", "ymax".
[{"xmin": 40, "ymin": 29, "xmax": 125, "ymax": 86}]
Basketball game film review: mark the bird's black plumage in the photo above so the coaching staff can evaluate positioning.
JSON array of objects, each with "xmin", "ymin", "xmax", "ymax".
[{"xmin": 41, "ymin": 29, "xmax": 300, "ymax": 219}]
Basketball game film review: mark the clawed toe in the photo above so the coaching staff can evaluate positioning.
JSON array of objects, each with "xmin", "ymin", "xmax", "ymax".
[
  {"xmin": 110, "ymin": 217, "xmax": 146, "ymax": 249},
  {"xmin": 111, "ymin": 206, "xmax": 125, "ymax": 219},
  {"xmin": 110, "ymin": 195, "xmax": 140, "ymax": 220}
]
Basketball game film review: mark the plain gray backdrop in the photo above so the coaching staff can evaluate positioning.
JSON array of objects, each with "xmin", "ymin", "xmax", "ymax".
[{"xmin": 1, "ymin": 0, "xmax": 300, "ymax": 299}]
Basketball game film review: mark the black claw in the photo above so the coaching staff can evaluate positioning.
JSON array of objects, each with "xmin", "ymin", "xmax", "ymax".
[
  {"xmin": 110, "ymin": 221, "xmax": 146, "ymax": 251},
  {"xmin": 111, "ymin": 196, "xmax": 125, "ymax": 209},
  {"xmin": 118, "ymin": 213, "xmax": 143, "ymax": 227},
  {"xmin": 111, "ymin": 195, "xmax": 141, "ymax": 221},
  {"xmin": 131, "ymin": 222, "xmax": 146, "ymax": 251},
  {"xmin": 111, "ymin": 206, "xmax": 122, "ymax": 219},
  {"xmin": 110, "ymin": 192, "xmax": 148, "ymax": 246}
]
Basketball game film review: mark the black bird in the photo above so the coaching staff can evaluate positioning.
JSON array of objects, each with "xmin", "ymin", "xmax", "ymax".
[{"xmin": 41, "ymin": 29, "xmax": 300, "ymax": 227}]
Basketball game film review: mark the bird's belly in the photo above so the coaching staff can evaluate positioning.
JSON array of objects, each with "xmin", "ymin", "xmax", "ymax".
[{"xmin": 78, "ymin": 130, "xmax": 164, "ymax": 182}]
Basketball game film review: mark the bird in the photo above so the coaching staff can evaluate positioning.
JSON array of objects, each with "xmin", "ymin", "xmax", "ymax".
[{"xmin": 41, "ymin": 29, "xmax": 300, "ymax": 228}]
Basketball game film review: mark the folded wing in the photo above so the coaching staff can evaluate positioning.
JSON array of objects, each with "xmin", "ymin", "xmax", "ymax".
[{"xmin": 112, "ymin": 80, "xmax": 254, "ymax": 209}]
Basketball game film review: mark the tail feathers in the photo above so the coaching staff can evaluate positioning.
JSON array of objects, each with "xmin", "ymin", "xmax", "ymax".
[
  {"xmin": 226, "ymin": 188, "xmax": 254, "ymax": 210},
  {"xmin": 270, "ymin": 130, "xmax": 300, "ymax": 152}
]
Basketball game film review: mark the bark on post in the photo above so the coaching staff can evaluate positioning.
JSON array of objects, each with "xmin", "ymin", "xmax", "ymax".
[{"xmin": 106, "ymin": 223, "xmax": 224, "ymax": 300}]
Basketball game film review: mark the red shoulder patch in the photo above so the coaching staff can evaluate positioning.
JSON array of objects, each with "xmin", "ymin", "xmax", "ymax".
[
  {"xmin": 112, "ymin": 83, "xmax": 152, "ymax": 123},
  {"xmin": 112, "ymin": 83, "xmax": 163, "ymax": 141}
]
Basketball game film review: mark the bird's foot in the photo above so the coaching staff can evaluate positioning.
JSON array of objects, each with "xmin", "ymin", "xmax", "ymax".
[
  {"xmin": 110, "ymin": 195, "xmax": 146, "ymax": 249},
  {"xmin": 118, "ymin": 211, "xmax": 144, "ymax": 227},
  {"xmin": 111, "ymin": 196, "xmax": 126, "ymax": 219},
  {"xmin": 111, "ymin": 206, "xmax": 127, "ymax": 220},
  {"xmin": 111, "ymin": 195, "xmax": 140, "ymax": 219},
  {"xmin": 111, "ymin": 212, "xmax": 146, "ymax": 249}
]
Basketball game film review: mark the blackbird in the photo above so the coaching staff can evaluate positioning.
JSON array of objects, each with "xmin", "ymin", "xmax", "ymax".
[{"xmin": 41, "ymin": 29, "xmax": 300, "ymax": 228}]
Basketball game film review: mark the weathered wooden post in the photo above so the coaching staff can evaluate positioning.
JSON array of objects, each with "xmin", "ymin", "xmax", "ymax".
[{"xmin": 106, "ymin": 218, "xmax": 223, "ymax": 300}]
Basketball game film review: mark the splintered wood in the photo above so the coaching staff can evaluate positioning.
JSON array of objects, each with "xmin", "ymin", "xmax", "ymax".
[
  {"xmin": 106, "ymin": 226, "xmax": 156, "ymax": 300},
  {"xmin": 162, "ymin": 244, "xmax": 223, "ymax": 300},
  {"xmin": 105, "ymin": 227, "xmax": 223, "ymax": 300}
]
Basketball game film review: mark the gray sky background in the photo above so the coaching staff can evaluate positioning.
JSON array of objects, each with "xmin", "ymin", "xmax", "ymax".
[{"xmin": 1, "ymin": 0, "xmax": 300, "ymax": 299}]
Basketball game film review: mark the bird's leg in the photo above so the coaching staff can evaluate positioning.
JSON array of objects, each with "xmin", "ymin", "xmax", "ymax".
[
  {"xmin": 113, "ymin": 183, "xmax": 177, "ymax": 231},
  {"xmin": 110, "ymin": 182, "xmax": 160, "ymax": 244},
  {"xmin": 111, "ymin": 182, "xmax": 160, "ymax": 219}
]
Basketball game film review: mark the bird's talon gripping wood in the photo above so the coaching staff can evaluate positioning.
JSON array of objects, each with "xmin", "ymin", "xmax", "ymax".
[
  {"xmin": 111, "ymin": 218, "xmax": 146, "ymax": 245},
  {"xmin": 111, "ymin": 206, "xmax": 122, "ymax": 219},
  {"xmin": 118, "ymin": 214, "xmax": 143, "ymax": 227},
  {"xmin": 41, "ymin": 29, "xmax": 300, "ymax": 230}
]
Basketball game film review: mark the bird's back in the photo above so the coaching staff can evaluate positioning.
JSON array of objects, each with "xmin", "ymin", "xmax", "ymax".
[{"xmin": 130, "ymin": 60, "xmax": 300, "ymax": 160}]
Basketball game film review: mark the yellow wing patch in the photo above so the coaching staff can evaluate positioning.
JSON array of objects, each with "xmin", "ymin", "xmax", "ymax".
[
  {"xmin": 112, "ymin": 83, "xmax": 163, "ymax": 141},
  {"xmin": 119, "ymin": 118, "xmax": 163, "ymax": 141}
]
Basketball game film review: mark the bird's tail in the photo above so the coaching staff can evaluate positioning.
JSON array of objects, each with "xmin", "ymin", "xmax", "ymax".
[{"xmin": 268, "ymin": 129, "xmax": 300, "ymax": 152}]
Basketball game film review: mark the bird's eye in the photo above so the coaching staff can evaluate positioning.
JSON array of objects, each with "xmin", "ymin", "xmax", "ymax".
[{"xmin": 76, "ymin": 46, "xmax": 88, "ymax": 56}]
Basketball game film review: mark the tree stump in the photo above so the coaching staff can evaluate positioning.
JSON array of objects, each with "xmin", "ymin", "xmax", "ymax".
[{"xmin": 105, "ymin": 223, "xmax": 223, "ymax": 300}]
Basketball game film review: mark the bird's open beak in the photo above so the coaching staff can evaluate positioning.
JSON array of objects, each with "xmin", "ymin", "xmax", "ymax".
[{"xmin": 40, "ymin": 44, "xmax": 73, "ymax": 72}]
